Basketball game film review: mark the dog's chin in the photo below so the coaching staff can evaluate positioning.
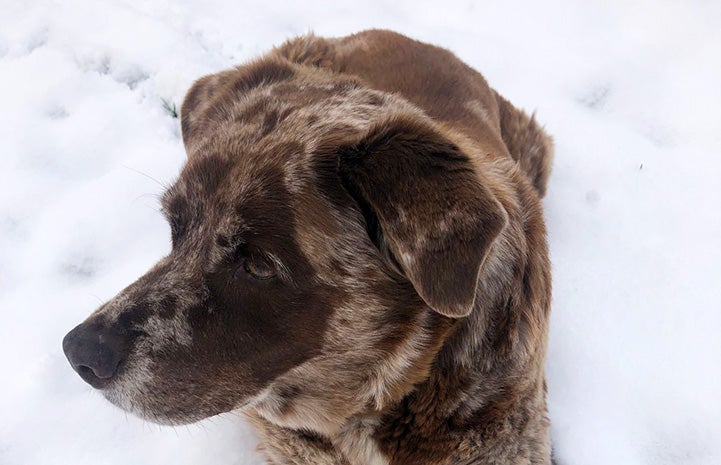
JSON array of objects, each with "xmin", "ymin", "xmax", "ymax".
[
  {"xmin": 99, "ymin": 374, "xmax": 251, "ymax": 426},
  {"xmin": 101, "ymin": 389, "xmax": 183, "ymax": 425},
  {"xmin": 100, "ymin": 386, "xmax": 238, "ymax": 426}
]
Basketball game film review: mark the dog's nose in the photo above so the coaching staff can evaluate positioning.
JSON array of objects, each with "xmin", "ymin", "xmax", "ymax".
[{"xmin": 62, "ymin": 322, "xmax": 128, "ymax": 388}]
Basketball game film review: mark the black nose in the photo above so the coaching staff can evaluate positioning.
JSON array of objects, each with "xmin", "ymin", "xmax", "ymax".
[{"xmin": 62, "ymin": 322, "xmax": 129, "ymax": 388}]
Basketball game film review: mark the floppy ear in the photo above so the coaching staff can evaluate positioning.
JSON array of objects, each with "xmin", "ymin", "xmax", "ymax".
[{"xmin": 338, "ymin": 116, "xmax": 507, "ymax": 318}]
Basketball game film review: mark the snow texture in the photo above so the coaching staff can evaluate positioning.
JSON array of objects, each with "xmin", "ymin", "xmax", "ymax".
[{"xmin": 1, "ymin": 1, "xmax": 720, "ymax": 464}]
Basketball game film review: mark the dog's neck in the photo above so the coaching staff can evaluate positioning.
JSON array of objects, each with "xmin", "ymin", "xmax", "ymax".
[
  {"xmin": 330, "ymin": 233, "xmax": 550, "ymax": 465},
  {"xmin": 326, "ymin": 314, "xmax": 548, "ymax": 465}
]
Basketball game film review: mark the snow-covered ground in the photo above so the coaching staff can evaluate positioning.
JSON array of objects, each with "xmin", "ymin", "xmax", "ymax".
[{"xmin": 2, "ymin": 1, "xmax": 720, "ymax": 464}]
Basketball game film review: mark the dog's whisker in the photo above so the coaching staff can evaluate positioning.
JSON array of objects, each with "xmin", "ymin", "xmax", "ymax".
[
  {"xmin": 82, "ymin": 293, "xmax": 105, "ymax": 306},
  {"xmin": 121, "ymin": 164, "xmax": 168, "ymax": 189}
]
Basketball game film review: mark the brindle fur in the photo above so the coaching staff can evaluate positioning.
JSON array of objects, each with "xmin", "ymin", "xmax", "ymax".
[{"xmin": 66, "ymin": 30, "xmax": 553, "ymax": 464}]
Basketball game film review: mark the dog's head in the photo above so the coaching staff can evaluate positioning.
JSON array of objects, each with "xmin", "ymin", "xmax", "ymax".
[{"xmin": 63, "ymin": 58, "xmax": 507, "ymax": 432}]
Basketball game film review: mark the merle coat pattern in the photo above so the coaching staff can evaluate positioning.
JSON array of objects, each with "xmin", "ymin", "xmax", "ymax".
[{"xmin": 63, "ymin": 30, "xmax": 554, "ymax": 465}]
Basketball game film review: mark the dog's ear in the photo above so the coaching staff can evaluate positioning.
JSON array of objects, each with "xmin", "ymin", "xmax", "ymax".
[
  {"xmin": 180, "ymin": 59, "xmax": 296, "ymax": 150},
  {"xmin": 180, "ymin": 73, "xmax": 224, "ymax": 150},
  {"xmin": 338, "ymin": 116, "xmax": 507, "ymax": 318}
]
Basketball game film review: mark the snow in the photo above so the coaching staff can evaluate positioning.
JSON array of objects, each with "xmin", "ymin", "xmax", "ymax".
[{"xmin": 1, "ymin": 1, "xmax": 720, "ymax": 464}]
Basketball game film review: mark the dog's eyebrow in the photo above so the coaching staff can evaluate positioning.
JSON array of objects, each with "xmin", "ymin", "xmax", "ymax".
[
  {"xmin": 214, "ymin": 226, "xmax": 248, "ymax": 253},
  {"xmin": 265, "ymin": 251, "xmax": 294, "ymax": 283}
]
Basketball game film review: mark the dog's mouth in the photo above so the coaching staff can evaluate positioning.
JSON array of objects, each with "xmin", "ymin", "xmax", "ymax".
[
  {"xmin": 95, "ymin": 354, "xmax": 255, "ymax": 426},
  {"xmin": 63, "ymin": 319, "xmax": 254, "ymax": 425},
  {"xmin": 101, "ymin": 385, "xmax": 249, "ymax": 427},
  {"xmin": 100, "ymin": 371, "xmax": 191, "ymax": 426}
]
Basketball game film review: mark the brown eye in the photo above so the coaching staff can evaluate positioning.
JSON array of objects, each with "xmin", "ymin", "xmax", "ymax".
[{"xmin": 243, "ymin": 255, "xmax": 276, "ymax": 280}]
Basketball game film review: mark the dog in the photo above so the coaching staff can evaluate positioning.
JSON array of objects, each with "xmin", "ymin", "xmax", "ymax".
[{"xmin": 63, "ymin": 30, "xmax": 553, "ymax": 465}]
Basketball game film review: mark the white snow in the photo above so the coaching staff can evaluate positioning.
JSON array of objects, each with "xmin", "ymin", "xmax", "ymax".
[{"xmin": 2, "ymin": 1, "xmax": 720, "ymax": 464}]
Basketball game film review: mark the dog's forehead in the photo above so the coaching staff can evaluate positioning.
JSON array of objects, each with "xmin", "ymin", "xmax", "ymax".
[{"xmin": 165, "ymin": 139, "xmax": 307, "ymax": 211}]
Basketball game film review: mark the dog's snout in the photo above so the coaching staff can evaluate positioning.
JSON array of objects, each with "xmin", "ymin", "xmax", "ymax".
[{"xmin": 62, "ymin": 322, "xmax": 129, "ymax": 388}]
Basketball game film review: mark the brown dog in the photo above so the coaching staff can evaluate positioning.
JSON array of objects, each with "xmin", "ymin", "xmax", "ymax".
[{"xmin": 63, "ymin": 30, "xmax": 553, "ymax": 465}]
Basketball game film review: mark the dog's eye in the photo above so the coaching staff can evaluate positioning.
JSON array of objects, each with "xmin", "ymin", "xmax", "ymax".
[{"xmin": 243, "ymin": 255, "xmax": 276, "ymax": 280}]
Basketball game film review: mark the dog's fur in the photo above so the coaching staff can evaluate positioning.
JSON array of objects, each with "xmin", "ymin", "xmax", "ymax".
[{"xmin": 65, "ymin": 30, "xmax": 553, "ymax": 464}]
